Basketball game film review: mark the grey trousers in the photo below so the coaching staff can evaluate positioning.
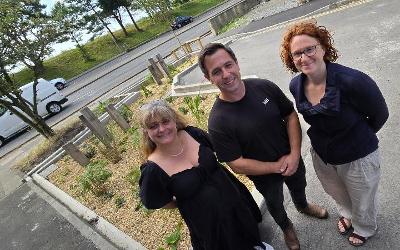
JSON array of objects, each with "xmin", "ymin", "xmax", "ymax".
[{"xmin": 311, "ymin": 148, "xmax": 381, "ymax": 237}]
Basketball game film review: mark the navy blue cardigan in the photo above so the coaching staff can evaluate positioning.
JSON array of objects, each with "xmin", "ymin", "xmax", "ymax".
[{"xmin": 289, "ymin": 62, "xmax": 388, "ymax": 164}]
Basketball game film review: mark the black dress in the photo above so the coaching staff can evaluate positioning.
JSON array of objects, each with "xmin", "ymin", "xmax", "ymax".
[{"xmin": 139, "ymin": 126, "xmax": 263, "ymax": 250}]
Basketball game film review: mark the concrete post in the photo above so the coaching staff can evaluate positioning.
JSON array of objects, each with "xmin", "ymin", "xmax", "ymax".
[
  {"xmin": 63, "ymin": 142, "xmax": 90, "ymax": 166},
  {"xmin": 105, "ymin": 104, "xmax": 130, "ymax": 132}
]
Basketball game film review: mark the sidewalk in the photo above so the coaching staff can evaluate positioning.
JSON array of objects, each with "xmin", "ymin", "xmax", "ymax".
[{"xmin": 0, "ymin": 182, "xmax": 117, "ymax": 250}]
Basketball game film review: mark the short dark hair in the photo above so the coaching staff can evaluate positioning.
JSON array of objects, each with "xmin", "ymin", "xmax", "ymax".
[{"xmin": 198, "ymin": 43, "xmax": 238, "ymax": 77}]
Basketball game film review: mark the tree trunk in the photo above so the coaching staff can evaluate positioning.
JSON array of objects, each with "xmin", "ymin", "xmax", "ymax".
[
  {"xmin": 125, "ymin": 7, "xmax": 143, "ymax": 32},
  {"xmin": 0, "ymin": 100, "xmax": 55, "ymax": 138},
  {"xmin": 113, "ymin": 13, "xmax": 128, "ymax": 36},
  {"xmin": 71, "ymin": 33, "xmax": 93, "ymax": 61},
  {"xmin": 88, "ymin": 3, "xmax": 120, "ymax": 47}
]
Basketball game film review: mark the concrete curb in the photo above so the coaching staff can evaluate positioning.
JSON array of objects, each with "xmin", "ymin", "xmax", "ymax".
[
  {"xmin": 171, "ymin": 40, "xmax": 233, "ymax": 96},
  {"xmin": 32, "ymin": 173, "xmax": 145, "ymax": 250}
]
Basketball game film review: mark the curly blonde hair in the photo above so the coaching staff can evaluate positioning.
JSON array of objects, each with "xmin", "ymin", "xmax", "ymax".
[{"xmin": 280, "ymin": 20, "xmax": 339, "ymax": 73}]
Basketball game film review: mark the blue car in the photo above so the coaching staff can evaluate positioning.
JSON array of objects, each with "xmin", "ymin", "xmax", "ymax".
[{"xmin": 171, "ymin": 16, "xmax": 194, "ymax": 30}]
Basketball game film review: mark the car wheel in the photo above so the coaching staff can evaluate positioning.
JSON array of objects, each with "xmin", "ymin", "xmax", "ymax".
[
  {"xmin": 177, "ymin": 24, "xmax": 181, "ymax": 28},
  {"xmin": 0, "ymin": 136, "xmax": 5, "ymax": 147},
  {"xmin": 55, "ymin": 82, "xmax": 64, "ymax": 90},
  {"xmin": 46, "ymin": 102, "xmax": 62, "ymax": 115}
]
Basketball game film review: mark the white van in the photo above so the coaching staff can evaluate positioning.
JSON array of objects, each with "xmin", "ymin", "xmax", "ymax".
[{"xmin": 0, "ymin": 79, "xmax": 68, "ymax": 147}]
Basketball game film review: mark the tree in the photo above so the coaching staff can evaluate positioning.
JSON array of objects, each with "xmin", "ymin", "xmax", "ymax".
[
  {"xmin": 66, "ymin": 0, "xmax": 121, "ymax": 50},
  {"xmin": 118, "ymin": 0, "xmax": 143, "ymax": 32},
  {"xmin": 51, "ymin": 2, "xmax": 93, "ymax": 61},
  {"xmin": 98, "ymin": 0, "xmax": 129, "ymax": 37},
  {"xmin": 135, "ymin": 0, "xmax": 172, "ymax": 23},
  {"xmin": 0, "ymin": 0, "xmax": 64, "ymax": 139}
]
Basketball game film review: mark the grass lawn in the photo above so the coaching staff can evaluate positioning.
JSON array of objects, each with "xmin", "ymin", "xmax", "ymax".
[{"xmin": 13, "ymin": 0, "xmax": 224, "ymax": 85}]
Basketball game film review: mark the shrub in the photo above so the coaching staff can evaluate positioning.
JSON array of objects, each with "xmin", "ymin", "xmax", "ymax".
[
  {"xmin": 183, "ymin": 95, "xmax": 206, "ymax": 127},
  {"xmin": 79, "ymin": 160, "xmax": 112, "ymax": 195},
  {"xmin": 115, "ymin": 196, "xmax": 126, "ymax": 208},
  {"xmin": 119, "ymin": 104, "xmax": 133, "ymax": 122},
  {"xmin": 165, "ymin": 221, "xmax": 183, "ymax": 250}
]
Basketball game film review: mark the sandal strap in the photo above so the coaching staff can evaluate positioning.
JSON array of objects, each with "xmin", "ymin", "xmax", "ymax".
[
  {"xmin": 350, "ymin": 232, "xmax": 367, "ymax": 242},
  {"xmin": 338, "ymin": 217, "xmax": 351, "ymax": 230}
]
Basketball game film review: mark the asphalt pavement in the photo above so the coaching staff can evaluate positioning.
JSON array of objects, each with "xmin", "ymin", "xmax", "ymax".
[
  {"xmin": 207, "ymin": 0, "xmax": 400, "ymax": 249},
  {"xmin": 1, "ymin": 0, "xmax": 399, "ymax": 249}
]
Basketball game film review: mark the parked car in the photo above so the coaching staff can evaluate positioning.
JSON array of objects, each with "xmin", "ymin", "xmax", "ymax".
[
  {"xmin": 171, "ymin": 16, "xmax": 194, "ymax": 30},
  {"xmin": 49, "ymin": 77, "xmax": 67, "ymax": 90},
  {"xmin": 0, "ymin": 79, "xmax": 68, "ymax": 147}
]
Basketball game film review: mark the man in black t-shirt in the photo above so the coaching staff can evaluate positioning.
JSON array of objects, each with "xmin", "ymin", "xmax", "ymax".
[{"xmin": 198, "ymin": 43, "xmax": 328, "ymax": 250}]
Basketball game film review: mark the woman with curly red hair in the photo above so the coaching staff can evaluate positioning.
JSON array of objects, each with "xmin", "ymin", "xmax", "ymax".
[{"xmin": 280, "ymin": 20, "xmax": 389, "ymax": 247}]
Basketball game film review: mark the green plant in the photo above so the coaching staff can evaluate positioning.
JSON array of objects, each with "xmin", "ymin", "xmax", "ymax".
[
  {"xmin": 127, "ymin": 166, "xmax": 141, "ymax": 197},
  {"xmin": 165, "ymin": 221, "xmax": 183, "ymax": 250},
  {"xmin": 94, "ymin": 100, "xmax": 113, "ymax": 116},
  {"xmin": 165, "ymin": 96, "xmax": 174, "ymax": 103},
  {"xmin": 119, "ymin": 104, "xmax": 133, "ymax": 122},
  {"xmin": 167, "ymin": 64, "xmax": 179, "ymax": 77},
  {"xmin": 79, "ymin": 160, "xmax": 112, "ymax": 195},
  {"xmin": 140, "ymin": 84, "xmax": 153, "ymax": 98},
  {"xmin": 178, "ymin": 106, "xmax": 189, "ymax": 115},
  {"xmin": 81, "ymin": 143, "xmax": 97, "ymax": 159},
  {"xmin": 134, "ymin": 200, "xmax": 154, "ymax": 215},
  {"xmin": 115, "ymin": 196, "xmax": 126, "ymax": 208},
  {"xmin": 183, "ymin": 95, "xmax": 205, "ymax": 126},
  {"xmin": 127, "ymin": 126, "xmax": 141, "ymax": 149}
]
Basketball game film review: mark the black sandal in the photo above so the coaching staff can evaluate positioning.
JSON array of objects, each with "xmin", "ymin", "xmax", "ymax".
[
  {"xmin": 337, "ymin": 217, "xmax": 352, "ymax": 235},
  {"xmin": 349, "ymin": 232, "xmax": 367, "ymax": 247}
]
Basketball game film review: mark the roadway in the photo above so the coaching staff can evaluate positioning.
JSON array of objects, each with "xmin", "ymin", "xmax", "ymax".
[{"xmin": 0, "ymin": 0, "xmax": 242, "ymax": 159}]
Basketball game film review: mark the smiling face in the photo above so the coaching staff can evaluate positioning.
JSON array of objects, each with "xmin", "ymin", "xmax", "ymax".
[
  {"xmin": 290, "ymin": 34, "xmax": 326, "ymax": 76},
  {"xmin": 203, "ymin": 49, "xmax": 244, "ymax": 100},
  {"xmin": 145, "ymin": 116, "xmax": 178, "ymax": 146}
]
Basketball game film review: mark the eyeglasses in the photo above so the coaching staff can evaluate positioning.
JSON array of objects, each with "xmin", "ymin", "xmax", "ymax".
[{"xmin": 291, "ymin": 44, "xmax": 320, "ymax": 61}]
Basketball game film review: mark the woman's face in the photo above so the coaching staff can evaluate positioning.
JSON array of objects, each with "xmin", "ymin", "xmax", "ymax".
[
  {"xmin": 290, "ymin": 34, "xmax": 326, "ymax": 76},
  {"xmin": 145, "ymin": 116, "xmax": 178, "ymax": 145}
]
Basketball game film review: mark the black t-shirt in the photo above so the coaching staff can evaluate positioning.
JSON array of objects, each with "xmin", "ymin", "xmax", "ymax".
[{"xmin": 208, "ymin": 78, "xmax": 294, "ymax": 164}]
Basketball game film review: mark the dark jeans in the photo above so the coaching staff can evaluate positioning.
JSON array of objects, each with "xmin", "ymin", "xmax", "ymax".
[{"xmin": 250, "ymin": 157, "xmax": 308, "ymax": 231}]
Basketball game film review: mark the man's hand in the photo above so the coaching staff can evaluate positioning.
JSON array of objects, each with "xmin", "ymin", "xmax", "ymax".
[
  {"xmin": 281, "ymin": 152, "xmax": 300, "ymax": 176},
  {"xmin": 269, "ymin": 155, "xmax": 289, "ymax": 174}
]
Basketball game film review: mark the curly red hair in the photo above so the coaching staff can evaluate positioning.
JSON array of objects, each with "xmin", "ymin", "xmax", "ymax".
[{"xmin": 280, "ymin": 20, "xmax": 339, "ymax": 73}]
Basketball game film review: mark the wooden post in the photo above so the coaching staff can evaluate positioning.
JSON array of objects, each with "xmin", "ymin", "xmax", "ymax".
[
  {"xmin": 172, "ymin": 50, "xmax": 179, "ymax": 61},
  {"xmin": 79, "ymin": 107, "xmax": 113, "ymax": 147},
  {"xmin": 148, "ymin": 58, "xmax": 163, "ymax": 78},
  {"xmin": 184, "ymin": 43, "xmax": 192, "ymax": 53},
  {"xmin": 106, "ymin": 104, "xmax": 130, "ymax": 132},
  {"xmin": 197, "ymin": 37, "xmax": 203, "ymax": 49},
  {"xmin": 148, "ymin": 65, "xmax": 163, "ymax": 85},
  {"xmin": 156, "ymin": 54, "xmax": 170, "ymax": 79},
  {"xmin": 63, "ymin": 142, "xmax": 90, "ymax": 166}
]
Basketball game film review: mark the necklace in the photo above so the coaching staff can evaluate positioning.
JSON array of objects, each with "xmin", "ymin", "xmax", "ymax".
[{"xmin": 169, "ymin": 144, "xmax": 184, "ymax": 157}]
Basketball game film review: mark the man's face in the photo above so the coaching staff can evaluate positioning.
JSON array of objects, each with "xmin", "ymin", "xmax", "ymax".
[{"xmin": 203, "ymin": 49, "xmax": 242, "ymax": 95}]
